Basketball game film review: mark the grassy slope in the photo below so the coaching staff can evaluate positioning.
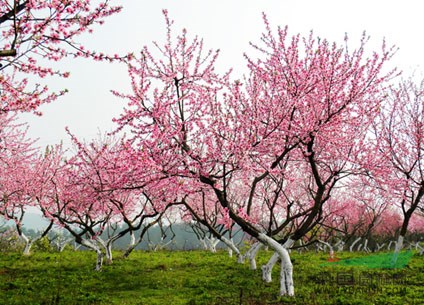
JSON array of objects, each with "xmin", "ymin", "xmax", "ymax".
[{"xmin": 0, "ymin": 249, "xmax": 423, "ymax": 305}]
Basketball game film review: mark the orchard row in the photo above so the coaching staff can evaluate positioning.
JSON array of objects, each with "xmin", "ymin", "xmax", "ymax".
[{"xmin": 0, "ymin": 2, "xmax": 423, "ymax": 297}]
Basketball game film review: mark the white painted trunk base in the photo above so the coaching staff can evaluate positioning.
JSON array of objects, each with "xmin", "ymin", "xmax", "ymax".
[
  {"xmin": 349, "ymin": 237, "xmax": 361, "ymax": 252},
  {"xmin": 221, "ymin": 237, "xmax": 243, "ymax": 263},
  {"xmin": 243, "ymin": 242, "xmax": 262, "ymax": 270},
  {"xmin": 394, "ymin": 235, "xmax": 404, "ymax": 254},
  {"xmin": 262, "ymin": 252, "xmax": 278, "ymax": 282},
  {"xmin": 258, "ymin": 234, "xmax": 295, "ymax": 296}
]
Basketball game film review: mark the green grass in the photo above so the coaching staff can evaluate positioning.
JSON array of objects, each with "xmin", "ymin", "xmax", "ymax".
[{"xmin": 0, "ymin": 249, "xmax": 423, "ymax": 304}]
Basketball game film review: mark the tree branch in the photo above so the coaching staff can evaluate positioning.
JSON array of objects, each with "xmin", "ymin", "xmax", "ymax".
[{"xmin": 0, "ymin": 1, "xmax": 28, "ymax": 25}]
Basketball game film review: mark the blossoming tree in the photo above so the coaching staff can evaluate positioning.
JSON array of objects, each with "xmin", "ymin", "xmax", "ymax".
[
  {"xmin": 114, "ymin": 11, "xmax": 395, "ymax": 296},
  {"xmin": 0, "ymin": 1, "xmax": 123, "ymax": 254},
  {"xmin": 0, "ymin": 114, "xmax": 57, "ymax": 255},
  {"xmin": 0, "ymin": 0, "xmax": 122, "ymax": 113},
  {"xmin": 371, "ymin": 78, "xmax": 424, "ymax": 253}
]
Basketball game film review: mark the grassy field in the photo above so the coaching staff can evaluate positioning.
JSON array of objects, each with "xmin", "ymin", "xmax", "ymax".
[{"xmin": 0, "ymin": 248, "xmax": 423, "ymax": 305}]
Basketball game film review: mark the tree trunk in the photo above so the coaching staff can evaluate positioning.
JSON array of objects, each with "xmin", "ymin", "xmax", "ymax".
[
  {"xmin": 123, "ymin": 244, "xmax": 136, "ymax": 258},
  {"xmin": 318, "ymin": 240, "xmax": 333, "ymax": 253},
  {"xmin": 95, "ymin": 249, "xmax": 104, "ymax": 271},
  {"xmin": 205, "ymin": 236, "xmax": 219, "ymax": 253},
  {"xmin": 349, "ymin": 237, "xmax": 361, "ymax": 252},
  {"xmin": 53, "ymin": 237, "xmax": 72, "ymax": 252},
  {"xmin": 123, "ymin": 231, "xmax": 137, "ymax": 258},
  {"xmin": 244, "ymin": 242, "xmax": 262, "ymax": 270},
  {"xmin": 416, "ymin": 243, "xmax": 424, "ymax": 255},
  {"xmin": 258, "ymin": 234, "xmax": 294, "ymax": 296},
  {"xmin": 363, "ymin": 239, "xmax": 370, "ymax": 253},
  {"xmin": 80, "ymin": 239, "xmax": 104, "ymax": 271},
  {"xmin": 221, "ymin": 237, "xmax": 243, "ymax": 263},
  {"xmin": 58, "ymin": 241, "xmax": 69, "ymax": 252},
  {"xmin": 394, "ymin": 235, "xmax": 404, "ymax": 254},
  {"xmin": 105, "ymin": 243, "xmax": 113, "ymax": 265},
  {"xmin": 335, "ymin": 240, "xmax": 345, "ymax": 252},
  {"xmin": 21, "ymin": 233, "xmax": 32, "ymax": 256},
  {"xmin": 199, "ymin": 238, "xmax": 208, "ymax": 250},
  {"xmin": 95, "ymin": 237, "xmax": 111, "ymax": 265},
  {"xmin": 315, "ymin": 243, "xmax": 325, "ymax": 252},
  {"xmin": 23, "ymin": 241, "xmax": 33, "ymax": 256},
  {"xmin": 376, "ymin": 243, "xmax": 385, "ymax": 251},
  {"xmin": 391, "ymin": 235, "xmax": 405, "ymax": 267},
  {"xmin": 262, "ymin": 252, "xmax": 279, "ymax": 282}
]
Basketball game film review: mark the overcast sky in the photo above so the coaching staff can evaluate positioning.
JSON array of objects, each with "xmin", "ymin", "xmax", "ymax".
[{"xmin": 19, "ymin": 0, "xmax": 424, "ymax": 148}]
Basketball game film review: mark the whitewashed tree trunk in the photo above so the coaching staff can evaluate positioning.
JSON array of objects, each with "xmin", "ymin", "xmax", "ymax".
[
  {"xmin": 123, "ymin": 231, "xmax": 137, "ymax": 257},
  {"xmin": 376, "ymin": 243, "xmax": 385, "ymax": 251},
  {"xmin": 52, "ymin": 237, "xmax": 73, "ymax": 252},
  {"xmin": 23, "ymin": 242, "xmax": 33, "ymax": 255},
  {"xmin": 151, "ymin": 239, "xmax": 173, "ymax": 251},
  {"xmin": 262, "ymin": 252, "xmax": 279, "ymax": 283},
  {"xmin": 394, "ymin": 235, "xmax": 404, "ymax": 254},
  {"xmin": 129, "ymin": 230, "xmax": 136, "ymax": 248},
  {"xmin": 318, "ymin": 240, "xmax": 333, "ymax": 253},
  {"xmin": 105, "ymin": 243, "xmax": 113, "ymax": 264},
  {"xmin": 242, "ymin": 242, "xmax": 263, "ymax": 270},
  {"xmin": 95, "ymin": 249, "xmax": 104, "ymax": 271},
  {"xmin": 59, "ymin": 240, "xmax": 71, "ymax": 252},
  {"xmin": 205, "ymin": 236, "xmax": 219, "ymax": 253},
  {"xmin": 315, "ymin": 243, "xmax": 324, "ymax": 252},
  {"xmin": 95, "ymin": 237, "xmax": 112, "ymax": 265},
  {"xmin": 416, "ymin": 243, "xmax": 424, "ymax": 255},
  {"xmin": 21, "ymin": 233, "xmax": 46, "ymax": 256},
  {"xmin": 334, "ymin": 239, "xmax": 344, "ymax": 252},
  {"xmin": 148, "ymin": 242, "xmax": 155, "ymax": 251},
  {"xmin": 242, "ymin": 242, "xmax": 257, "ymax": 264},
  {"xmin": 387, "ymin": 240, "xmax": 395, "ymax": 251},
  {"xmin": 249, "ymin": 242, "xmax": 262, "ymax": 270},
  {"xmin": 15, "ymin": 220, "xmax": 53, "ymax": 256},
  {"xmin": 349, "ymin": 237, "xmax": 361, "ymax": 252},
  {"xmin": 221, "ymin": 237, "xmax": 243, "ymax": 263},
  {"xmin": 199, "ymin": 236, "xmax": 220, "ymax": 252},
  {"xmin": 391, "ymin": 235, "xmax": 405, "ymax": 266},
  {"xmin": 79, "ymin": 239, "xmax": 104, "ymax": 271},
  {"xmin": 319, "ymin": 240, "xmax": 338, "ymax": 260},
  {"xmin": 363, "ymin": 239, "xmax": 370, "ymax": 252},
  {"xmin": 258, "ymin": 234, "xmax": 294, "ymax": 296},
  {"xmin": 105, "ymin": 233, "xmax": 128, "ymax": 263},
  {"xmin": 21, "ymin": 233, "xmax": 33, "ymax": 256},
  {"xmin": 199, "ymin": 238, "xmax": 208, "ymax": 250}
]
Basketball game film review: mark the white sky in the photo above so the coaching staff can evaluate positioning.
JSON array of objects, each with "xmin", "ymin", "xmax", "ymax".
[{"xmin": 19, "ymin": 0, "xmax": 424, "ymax": 148}]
